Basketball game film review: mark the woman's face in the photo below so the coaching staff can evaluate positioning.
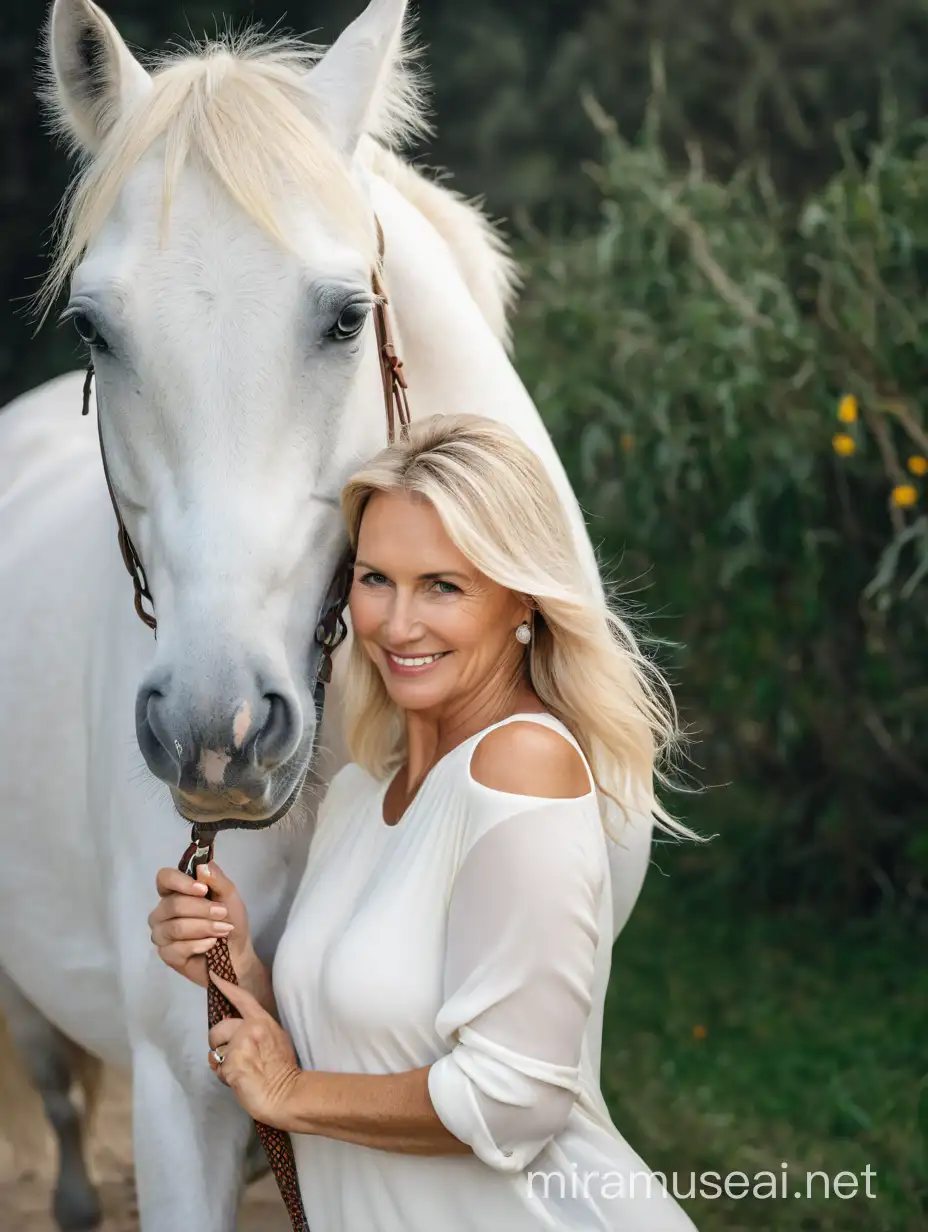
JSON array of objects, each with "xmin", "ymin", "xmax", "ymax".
[{"xmin": 348, "ymin": 491, "xmax": 529, "ymax": 713}]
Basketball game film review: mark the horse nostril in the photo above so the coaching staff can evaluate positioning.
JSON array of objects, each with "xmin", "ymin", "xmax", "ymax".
[
  {"xmin": 254, "ymin": 690, "xmax": 301, "ymax": 769},
  {"xmin": 135, "ymin": 683, "xmax": 182, "ymax": 786}
]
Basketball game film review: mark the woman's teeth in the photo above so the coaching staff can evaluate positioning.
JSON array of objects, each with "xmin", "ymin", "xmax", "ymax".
[{"xmin": 388, "ymin": 652, "xmax": 447, "ymax": 667}]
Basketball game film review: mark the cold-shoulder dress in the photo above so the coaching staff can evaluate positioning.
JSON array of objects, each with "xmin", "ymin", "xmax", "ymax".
[{"xmin": 272, "ymin": 712, "xmax": 698, "ymax": 1231}]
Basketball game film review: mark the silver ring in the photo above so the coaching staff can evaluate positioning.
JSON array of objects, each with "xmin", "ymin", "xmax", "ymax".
[{"xmin": 209, "ymin": 1048, "xmax": 224, "ymax": 1066}]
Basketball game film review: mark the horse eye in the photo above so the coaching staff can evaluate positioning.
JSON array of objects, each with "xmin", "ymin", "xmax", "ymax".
[
  {"xmin": 72, "ymin": 314, "xmax": 107, "ymax": 350},
  {"xmin": 330, "ymin": 302, "xmax": 369, "ymax": 341}
]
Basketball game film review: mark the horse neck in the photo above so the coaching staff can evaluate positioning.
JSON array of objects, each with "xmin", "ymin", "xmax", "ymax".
[
  {"xmin": 372, "ymin": 173, "xmax": 602, "ymax": 590},
  {"xmin": 371, "ymin": 176, "xmax": 511, "ymax": 418}
]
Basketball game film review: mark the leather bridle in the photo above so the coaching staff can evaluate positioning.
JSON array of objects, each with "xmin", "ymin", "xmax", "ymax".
[{"xmin": 81, "ymin": 219, "xmax": 410, "ymax": 1232}]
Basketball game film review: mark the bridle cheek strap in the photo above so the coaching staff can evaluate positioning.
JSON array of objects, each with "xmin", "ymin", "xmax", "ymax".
[
  {"xmin": 81, "ymin": 366, "xmax": 157, "ymax": 630},
  {"xmin": 372, "ymin": 219, "xmax": 411, "ymax": 446},
  {"xmin": 81, "ymin": 217, "xmax": 410, "ymax": 1232}
]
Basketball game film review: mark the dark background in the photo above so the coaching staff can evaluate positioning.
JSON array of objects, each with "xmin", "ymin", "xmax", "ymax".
[{"xmin": 2, "ymin": 2, "xmax": 926, "ymax": 1228}]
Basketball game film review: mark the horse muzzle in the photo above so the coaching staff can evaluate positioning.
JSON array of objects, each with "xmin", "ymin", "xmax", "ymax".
[
  {"xmin": 171, "ymin": 767, "xmax": 309, "ymax": 830},
  {"xmin": 135, "ymin": 668, "xmax": 307, "ymax": 802}
]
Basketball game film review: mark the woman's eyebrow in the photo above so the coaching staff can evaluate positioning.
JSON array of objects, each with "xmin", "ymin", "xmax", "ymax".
[{"xmin": 353, "ymin": 560, "xmax": 470, "ymax": 582}]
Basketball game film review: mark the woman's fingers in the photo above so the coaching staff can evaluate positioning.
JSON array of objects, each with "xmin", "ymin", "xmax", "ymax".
[
  {"xmin": 159, "ymin": 937, "xmax": 218, "ymax": 971},
  {"xmin": 150, "ymin": 915, "xmax": 234, "ymax": 946},
  {"xmin": 194, "ymin": 861, "xmax": 242, "ymax": 906},
  {"xmin": 148, "ymin": 892, "xmax": 227, "ymax": 930},
  {"xmin": 209, "ymin": 972, "xmax": 267, "ymax": 1020},
  {"xmin": 208, "ymin": 1017, "xmax": 244, "ymax": 1050},
  {"xmin": 155, "ymin": 866, "xmax": 210, "ymax": 899},
  {"xmin": 151, "ymin": 864, "xmax": 251, "ymax": 991}
]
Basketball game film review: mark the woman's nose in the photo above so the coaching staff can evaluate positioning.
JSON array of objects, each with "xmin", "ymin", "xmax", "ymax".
[{"xmin": 382, "ymin": 590, "xmax": 420, "ymax": 642}]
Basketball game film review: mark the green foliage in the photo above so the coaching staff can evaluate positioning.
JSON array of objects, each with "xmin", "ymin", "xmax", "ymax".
[
  {"xmin": 409, "ymin": 0, "xmax": 928, "ymax": 219},
  {"xmin": 515, "ymin": 95, "xmax": 928, "ymax": 916},
  {"xmin": 602, "ymin": 872, "xmax": 928, "ymax": 1229}
]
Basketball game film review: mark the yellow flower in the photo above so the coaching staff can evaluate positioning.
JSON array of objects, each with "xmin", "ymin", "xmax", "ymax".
[
  {"xmin": 837, "ymin": 394, "xmax": 858, "ymax": 423},
  {"xmin": 692, "ymin": 1024, "xmax": 707, "ymax": 1040},
  {"xmin": 907, "ymin": 455, "xmax": 928, "ymax": 477},
  {"xmin": 832, "ymin": 432, "xmax": 856, "ymax": 457},
  {"xmin": 891, "ymin": 484, "xmax": 918, "ymax": 508},
  {"xmin": 621, "ymin": 433, "xmax": 635, "ymax": 452}
]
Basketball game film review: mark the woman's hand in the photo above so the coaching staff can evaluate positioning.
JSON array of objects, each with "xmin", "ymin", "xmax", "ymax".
[
  {"xmin": 149, "ymin": 862, "xmax": 255, "ymax": 989},
  {"xmin": 207, "ymin": 974, "xmax": 304, "ymax": 1129}
]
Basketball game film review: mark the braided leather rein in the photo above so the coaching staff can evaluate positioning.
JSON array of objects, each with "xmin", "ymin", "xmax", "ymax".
[
  {"xmin": 82, "ymin": 218, "xmax": 410, "ymax": 1231},
  {"xmin": 177, "ymin": 835, "xmax": 311, "ymax": 1229}
]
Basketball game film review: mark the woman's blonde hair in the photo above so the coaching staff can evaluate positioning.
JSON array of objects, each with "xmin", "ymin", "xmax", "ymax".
[{"xmin": 340, "ymin": 413, "xmax": 701, "ymax": 842}]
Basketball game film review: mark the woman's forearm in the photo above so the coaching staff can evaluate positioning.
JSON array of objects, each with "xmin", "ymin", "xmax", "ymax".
[{"xmin": 277, "ymin": 1065, "xmax": 472, "ymax": 1156}]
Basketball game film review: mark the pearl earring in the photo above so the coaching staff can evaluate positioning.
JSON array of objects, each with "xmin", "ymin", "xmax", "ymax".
[{"xmin": 515, "ymin": 621, "xmax": 532, "ymax": 645}]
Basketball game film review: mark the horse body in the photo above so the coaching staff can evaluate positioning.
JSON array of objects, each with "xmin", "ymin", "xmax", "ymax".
[
  {"xmin": 0, "ymin": 370, "xmax": 313, "ymax": 1228},
  {"xmin": 0, "ymin": 2, "xmax": 654, "ymax": 1229},
  {"xmin": 0, "ymin": 374, "xmax": 116, "ymax": 1047}
]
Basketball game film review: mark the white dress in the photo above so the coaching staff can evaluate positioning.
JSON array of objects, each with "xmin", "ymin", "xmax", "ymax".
[{"xmin": 273, "ymin": 713, "xmax": 698, "ymax": 1231}]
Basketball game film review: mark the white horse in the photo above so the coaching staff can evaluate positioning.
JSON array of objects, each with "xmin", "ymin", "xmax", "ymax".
[{"xmin": 0, "ymin": 1, "xmax": 655, "ymax": 1229}]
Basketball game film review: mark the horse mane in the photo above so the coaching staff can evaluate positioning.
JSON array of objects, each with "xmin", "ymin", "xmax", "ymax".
[
  {"xmin": 37, "ymin": 26, "xmax": 518, "ymax": 342},
  {"xmin": 361, "ymin": 139, "xmax": 520, "ymax": 347}
]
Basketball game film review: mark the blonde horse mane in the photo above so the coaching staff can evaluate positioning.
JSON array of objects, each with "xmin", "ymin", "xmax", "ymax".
[
  {"xmin": 38, "ymin": 26, "xmax": 518, "ymax": 340},
  {"xmin": 361, "ymin": 138, "xmax": 520, "ymax": 347}
]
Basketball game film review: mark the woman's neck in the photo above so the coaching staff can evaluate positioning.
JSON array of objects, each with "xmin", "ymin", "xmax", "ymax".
[{"xmin": 401, "ymin": 676, "xmax": 542, "ymax": 796}]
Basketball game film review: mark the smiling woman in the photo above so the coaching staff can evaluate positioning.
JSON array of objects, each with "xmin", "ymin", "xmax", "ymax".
[
  {"xmin": 339, "ymin": 413, "xmax": 700, "ymax": 840},
  {"xmin": 151, "ymin": 412, "xmax": 702, "ymax": 1231}
]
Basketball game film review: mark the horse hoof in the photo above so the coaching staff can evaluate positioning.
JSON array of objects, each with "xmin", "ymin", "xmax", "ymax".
[{"xmin": 53, "ymin": 1182, "xmax": 103, "ymax": 1231}]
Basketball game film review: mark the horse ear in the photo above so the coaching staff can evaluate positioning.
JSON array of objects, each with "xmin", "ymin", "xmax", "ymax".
[
  {"xmin": 46, "ymin": 0, "xmax": 151, "ymax": 153},
  {"xmin": 303, "ymin": 0, "xmax": 416, "ymax": 157}
]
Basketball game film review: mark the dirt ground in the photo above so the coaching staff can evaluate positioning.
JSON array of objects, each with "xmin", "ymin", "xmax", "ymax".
[{"xmin": 0, "ymin": 1067, "xmax": 290, "ymax": 1232}]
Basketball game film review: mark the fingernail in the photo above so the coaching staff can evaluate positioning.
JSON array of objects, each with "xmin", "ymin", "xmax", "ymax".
[
  {"xmin": 201, "ymin": 863, "xmax": 214, "ymax": 878},
  {"xmin": 212, "ymin": 922, "xmax": 234, "ymax": 935},
  {"xmin": 209, "ymin": 905, "xmax": 227, "ymax": 919},
  {"xmin": 195, "ymin": 938, "xmax": 218, "ymax": 952}
]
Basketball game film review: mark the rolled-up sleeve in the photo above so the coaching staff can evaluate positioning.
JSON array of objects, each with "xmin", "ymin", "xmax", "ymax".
[{"xmin": 427, "ymin": 799, "xmax": 604, "ymax": 1172}]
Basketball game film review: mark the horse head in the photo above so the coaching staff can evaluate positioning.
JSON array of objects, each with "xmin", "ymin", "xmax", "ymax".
[{"xmin": 45, "ymin": 0, "xmax": 418, "ymax": 825}]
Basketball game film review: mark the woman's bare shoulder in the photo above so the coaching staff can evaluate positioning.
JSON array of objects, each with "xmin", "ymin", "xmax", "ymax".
[{"xmin": 469, "ymin": 720, "xmax": 591, "ymax": 799}]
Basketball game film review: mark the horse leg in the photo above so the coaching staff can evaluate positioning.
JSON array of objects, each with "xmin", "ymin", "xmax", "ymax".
[
  {"xmin": 0, "ymin": 969, "xmax": 103, "ymax": 1231},
  {"xmin": 130, "ymin": 1036, "xmax": 252, "ymax": 1232},
  {"xmin": 244, "ymin": 1124, "xmax": 271, "ymax": 1184}
]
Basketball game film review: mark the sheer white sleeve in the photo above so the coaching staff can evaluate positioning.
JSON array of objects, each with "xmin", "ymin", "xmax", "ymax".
[{"xmin": 427, "ymin": 799, "xmax": 605, "ymax": 1173}]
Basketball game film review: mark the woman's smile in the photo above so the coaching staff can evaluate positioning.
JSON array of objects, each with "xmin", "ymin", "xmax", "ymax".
[{"xmin": 384, "ymin": 649, "xmax": 453, "ymax": 675}]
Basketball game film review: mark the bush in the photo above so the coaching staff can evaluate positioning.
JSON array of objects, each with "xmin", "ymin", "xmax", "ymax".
[{"xmin": 515, "ymin": 91, "xmax": 928, "ymax": 918}]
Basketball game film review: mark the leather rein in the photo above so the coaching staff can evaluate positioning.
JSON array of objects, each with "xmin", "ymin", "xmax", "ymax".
[{"xmin": 81, "ymin": 218, "xmax": 410, "ymax": 1232}]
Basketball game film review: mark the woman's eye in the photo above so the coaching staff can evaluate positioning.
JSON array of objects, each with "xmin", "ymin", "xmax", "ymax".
[
  {"xmin": 431, "ymin": 580, "xmax": 459, "ymax": 595},
  {"xmin": 329, "ymin": 302, "xmax": 369, "ymax": 341},
  {"xmin": 71, "ymin": 313, "xmax": 108, "ymax": 350},
  {"xmin": 359, "ymin": 571, "xmax": 388, "ymax": 587}
]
